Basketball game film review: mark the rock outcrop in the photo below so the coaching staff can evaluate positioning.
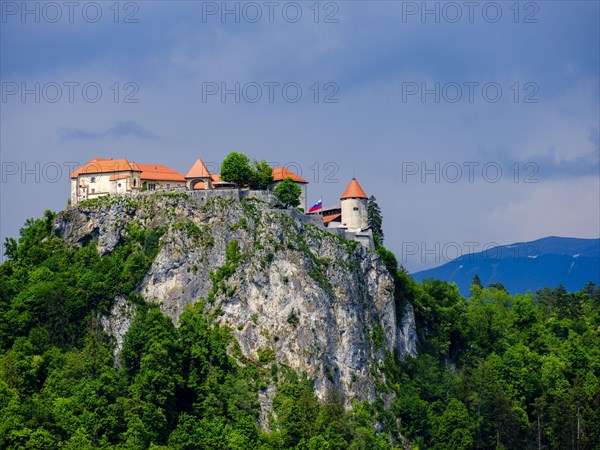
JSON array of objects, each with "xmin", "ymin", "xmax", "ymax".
[{"xmin": 55, "ymin": 190, "xmax": 417, "ymax": 406}]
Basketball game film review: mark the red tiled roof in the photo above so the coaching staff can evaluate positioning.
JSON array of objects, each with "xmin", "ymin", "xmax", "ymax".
[
  {"xmin": 70, "ymin": 158, "xmax": 140, "ymax": 178},
  {"xmin": 272, "ymin": 167, "xmax": 308, "ymax": 184},
  {"xmin": 186, "ymin": 158, "xmax": 213, "ymax": 180},
  {"xmin": 341, "ymin": 178, "xmax": 367, "ymax": 199},
  {"xmin": 109, "ymin": 173, "xmax": 130, "ymax": 181},
  {"xmin": 138, "ymin": 164, "xmax": 185, "ymax": 182},
  {"xmin": 323, "ymin": 213, "xmax": 342, "ymax": 224},
  {"xmin": 193, "ymin": 181, "xmax": 207, "ymax": 190},
  {"xmin": 212, "ymin": 174, "xmax": 235, "ymax": 185}
]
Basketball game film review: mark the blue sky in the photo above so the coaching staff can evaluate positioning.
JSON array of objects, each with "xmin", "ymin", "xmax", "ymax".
[{"xmin": 1, "ymin": 0, "xmax": 599, "ymax": 271}]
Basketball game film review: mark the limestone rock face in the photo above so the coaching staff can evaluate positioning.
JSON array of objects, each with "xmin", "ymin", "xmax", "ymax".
[
  {"xmin": 55, "ymin": 190, "xmax": 417, "ymax": 405},
  {"xmin": 99, "ymin": 296, "xmax": 136, "ymax": 369}
]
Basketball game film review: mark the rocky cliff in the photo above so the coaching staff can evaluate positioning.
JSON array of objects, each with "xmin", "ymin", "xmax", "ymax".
[{"xmin": 55, "ymin": 190, "xmax": 417, "ymax": 408}]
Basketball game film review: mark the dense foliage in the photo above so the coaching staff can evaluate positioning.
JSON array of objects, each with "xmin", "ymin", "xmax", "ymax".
[
  {"xmin": 250, "ymin": 160, "xmax": 275, "ymax": 190},
  {"xmin": 274, "ymin": 178, "xmax": 302, "ymax": 209},
  {"xmin": 220, "ymin": 152, "xmax": 274, "ymax": 189},
  {"xmin": 1, "ymin": 212, "xmax": 599, "ymax": 449},
  {"xmin": 220, "ymin": 152, "xmax": 254, "ymax": 188},
  {"xmin": 388, "ymin": 273, "xmax": 600, "ymax": 449}
]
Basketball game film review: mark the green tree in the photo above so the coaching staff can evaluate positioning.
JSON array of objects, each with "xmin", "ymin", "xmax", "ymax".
[
  {"xmin": 221, "ymin": 152, "xmax": 253, "ymax": 188},
  {"xmin": 375, "ymin": 246, "xmax": 398, "ymax": 279},
  {"xmin": 250, "ymin": 160, "xmax": 274, "ymax": 190},
  {"xmin": 274, "ymin": 177, "xmax": 302, "ymax": 208},
  {"xmin": 367, "ymin": 196, "xmax": 384, "ymax": 245},
  {"xmin": 488, "ymin": 282, "xmax": 507, "ymax": 293},
  {"xmin": 433, "ymin": 398, "xmax": 473, "ymax": 450},
  {"xmin": 3, "ymin": 237, "xmax": 17, "ymax": 260}
]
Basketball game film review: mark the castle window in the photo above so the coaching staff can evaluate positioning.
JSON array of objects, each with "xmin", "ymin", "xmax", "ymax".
[
  {"xmin": 133, "ymin": 179, "xmax": 137, "ymax": 187},
  {"xmin": 148, "ymin": 183, "xmax": 156, "ymax": 191},
  {"xmin": 353, "ymin": 207, "xmax": 359, "ymax": 211},
  {"xmin": 118, "ymin": 183, "xmax": 122, "ymax": 188},
  {"xmin": 90, "ymin": 177, "xmax": 96, "ymax": 183},
  {"xmin": 91, "ymin": 189, "xmax": 95, "ymax": 194}
]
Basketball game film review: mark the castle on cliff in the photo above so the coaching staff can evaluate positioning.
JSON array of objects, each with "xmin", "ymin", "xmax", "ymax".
[{"xmin": 70, "ymin": 157, "xmax": 373, "ymax": 247}]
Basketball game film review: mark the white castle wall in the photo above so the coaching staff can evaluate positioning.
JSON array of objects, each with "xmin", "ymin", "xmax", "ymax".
[{"xmin": 341, "ymin": 197, "xmax": 368, "ymax": 231}]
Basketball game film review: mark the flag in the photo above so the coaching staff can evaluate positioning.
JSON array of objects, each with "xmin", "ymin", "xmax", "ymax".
[{"xmin": 308, "ymin": 198, "xmax": 322, "ymax": 213}]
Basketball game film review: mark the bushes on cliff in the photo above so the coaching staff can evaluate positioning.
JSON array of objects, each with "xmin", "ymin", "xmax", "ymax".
[{"xmin": 0, "ymin": 214, "xmax": 163, "ymax": 349}]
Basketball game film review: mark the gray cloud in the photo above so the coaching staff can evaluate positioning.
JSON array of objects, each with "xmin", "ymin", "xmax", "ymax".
[
  {"xmin": 1, "ymin": 2, "xmax": 598, "ymax": 271},
  {"xmin": 60, "ymin": 121, "xmax": 160, "ymax": 141}
]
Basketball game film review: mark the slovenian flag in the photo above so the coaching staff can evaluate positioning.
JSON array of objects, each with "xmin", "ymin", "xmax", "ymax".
[{"xmin": 308, "ymin": 198, "xmax": 322, "ymax": 213}]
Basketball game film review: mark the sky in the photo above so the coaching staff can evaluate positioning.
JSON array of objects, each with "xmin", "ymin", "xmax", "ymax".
[{"xmin": 1, "ymin": 0, "xmax": 599, "ymax": 272}]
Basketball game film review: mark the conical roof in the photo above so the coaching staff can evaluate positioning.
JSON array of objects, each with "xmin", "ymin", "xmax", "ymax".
[
  {"xmin": 340, "ymin": 178, "xmax": 367, "ymax": 200},
  {"xmin": 185, "ymin": 158, "xmax": 213, "ymax": 180}
]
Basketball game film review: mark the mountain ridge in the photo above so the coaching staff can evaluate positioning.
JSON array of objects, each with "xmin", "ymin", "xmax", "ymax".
[{"xmin": 413, "ymin": 236, "xmax": 600, "ymax": 297}]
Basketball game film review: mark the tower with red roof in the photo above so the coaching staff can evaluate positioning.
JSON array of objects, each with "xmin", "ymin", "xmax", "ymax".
[
  {"xmin": 185, "ymin": 158, "xmax": 214, "ymax": 190},
  {"xmin": 340, "ymin": 178, "xmax": 368, "ymax": 231}
]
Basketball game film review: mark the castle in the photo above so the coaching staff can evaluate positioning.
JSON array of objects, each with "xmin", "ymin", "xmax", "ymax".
[{"xmin": 70, "ymin": 157, "xmax": 372, "ymax": 247}]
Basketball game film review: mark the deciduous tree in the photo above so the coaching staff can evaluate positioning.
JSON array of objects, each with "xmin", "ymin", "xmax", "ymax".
[{"xmin": 274, "ymin": 177, "xmax": 302, "ymax": 208}]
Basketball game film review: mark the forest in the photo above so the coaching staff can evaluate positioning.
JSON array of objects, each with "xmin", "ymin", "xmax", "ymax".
[{"xmin": 1, "ymin": 211, "xmax": 599, "ymax": 449}]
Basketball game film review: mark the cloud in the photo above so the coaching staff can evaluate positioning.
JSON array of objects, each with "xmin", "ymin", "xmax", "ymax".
[
  {"xmin": 1, "ymin": 1, "xmax": 598, "ymax": 271},
  {"xmin": 522, "ymin": 151, "xmax": 599, "ymax": 181},
  {"xmin": 60, "ymin": 121, "xmax": 160, "ymax": 141}
]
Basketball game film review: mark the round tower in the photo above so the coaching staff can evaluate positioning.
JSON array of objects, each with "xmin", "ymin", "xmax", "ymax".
[{"xmin": 340, "ymin": 178, "xmax": 368, "ymax": 231}]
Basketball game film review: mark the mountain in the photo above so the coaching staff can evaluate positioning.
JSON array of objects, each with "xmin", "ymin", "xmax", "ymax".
[{"xmin": 413, "ymin": 236, "xmax": 600, "ymax": 297}]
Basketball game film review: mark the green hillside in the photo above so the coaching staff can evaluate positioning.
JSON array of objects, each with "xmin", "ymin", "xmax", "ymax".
[{"xmin": 1, "ymin": 209, "xmax": 599, "ymax": 449}]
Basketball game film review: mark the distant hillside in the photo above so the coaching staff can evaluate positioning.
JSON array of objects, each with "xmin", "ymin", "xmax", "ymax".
[{"xmin": 413, "ymin": 236, "xmax": 600, "ymax": 297}]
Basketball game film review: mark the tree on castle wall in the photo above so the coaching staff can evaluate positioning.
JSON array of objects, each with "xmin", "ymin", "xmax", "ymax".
[
  {"xmin": 250, "ymin": 160, "xmax": 274, "ymax": 190},
  {"xmin": 274, "ymin": 177, "xmax": 301, "ymax": 208},
  {"xmin": 221, "ymin": 152, "xmax": 273, "ymax": 190},
  {"xmin": 367, "ymin": 195, "xmax": 384, "ymax": 245},
  {"xmin": 221, "ymin": 152, "xmax": 253, "ymax": 187}
]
